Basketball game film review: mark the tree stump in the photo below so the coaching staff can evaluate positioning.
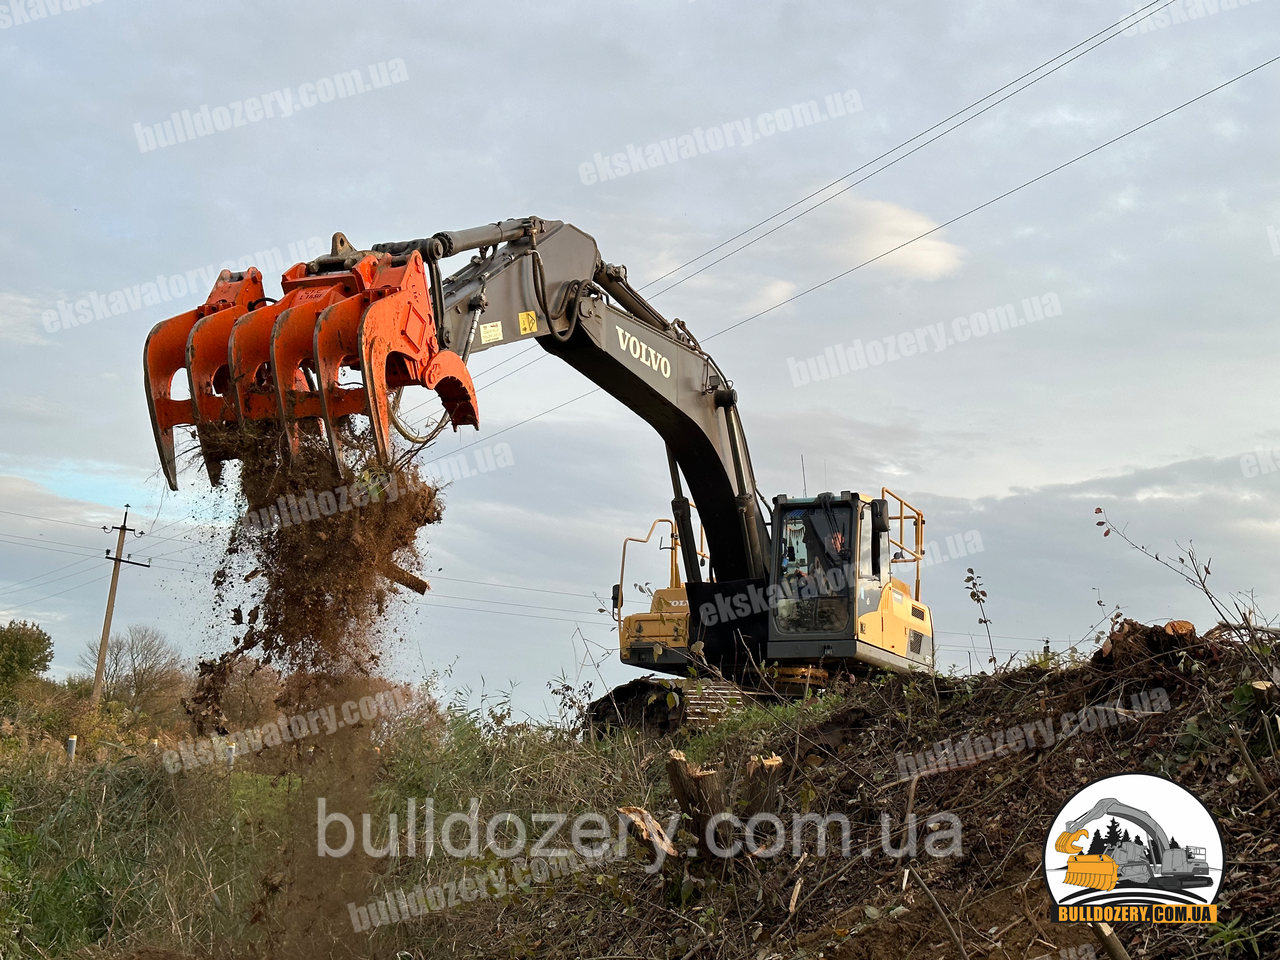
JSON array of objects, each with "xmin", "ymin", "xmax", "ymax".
[
  {"xmin": 666, "ymin": 749, "xmax": 730, "ymax": 858},
  {"xmin": 1250, "ymin": 680, "xmax": 1277, "ymax": 711},
  {"xmin": 739, "ymin": 753, "xmax": 783, "ymax": 819}
]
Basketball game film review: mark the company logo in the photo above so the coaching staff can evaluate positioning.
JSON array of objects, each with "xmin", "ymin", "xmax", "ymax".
[
  {"xmin": 615, "ymin": 326, "xmax": 672, "ymax": 378},
  {"xmin": 1043, "ymin": 773, "xmax": 1223, "ymax": 925}
]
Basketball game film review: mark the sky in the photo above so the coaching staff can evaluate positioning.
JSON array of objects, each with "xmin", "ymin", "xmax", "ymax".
[{"xmin": 1, "ymin": 0, "xmax": 1277, "ymax": 718}]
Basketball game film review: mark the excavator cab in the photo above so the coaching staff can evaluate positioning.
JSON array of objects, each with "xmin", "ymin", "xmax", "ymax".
[
  {"xmin": 764, "ymin": 490, "xmax": 934, "ymax": 675},
  {"xmin": 612, "ymin": 490, "xmax": 934, "ymax": 689}
]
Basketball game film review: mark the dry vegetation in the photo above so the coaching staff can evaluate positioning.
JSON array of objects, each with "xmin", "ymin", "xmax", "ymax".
[
  {"xmin": 2, "ymin": 619, "xmax": 1277, "ymax": 960},
  {"xmin": 3, "ymin": 503, "xmax": 1277, "ymax": 959}
]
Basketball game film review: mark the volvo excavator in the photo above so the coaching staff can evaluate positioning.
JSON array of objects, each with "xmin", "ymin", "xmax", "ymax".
[
  {"xmin": 144, "ymin": 217, "xmax": 935, "ymax": 723},
  {"xmin": 1055, "ymin": 798, "xmax": 1213, "ymax": 892}
]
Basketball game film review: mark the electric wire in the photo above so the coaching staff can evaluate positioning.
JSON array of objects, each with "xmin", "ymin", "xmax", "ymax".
[
  {"xmin": 0, "ymin": 571, "xmax": 114, "ymax": 613},
  {"xmin": 436, "ymin": 54, "xmax": 1280, "ymax": 453},
  {"xmin": 393, "ymin": 5, "xmax": 1180, "ymax": 426},
  {"xmin": 0, "ymin": 556, "xmax": 98, "ymax": 596},
  {"xmin": 704, "ymin": 53, "xmax": 1280, "ymax": 340},
  {"xmin": 0, "ymin": 508, "xmax": 105, "ymax": 529},
  {"xmin": 413, "ymin": 598, "xmax": 606, "ymax": 626},
  {"xmin": 0, "ymin": 558, "xmax": 101, "ymax": 597},
  {"xmin": 639, "ymin": 0, "xmax": 1180, "ymax": 295}
]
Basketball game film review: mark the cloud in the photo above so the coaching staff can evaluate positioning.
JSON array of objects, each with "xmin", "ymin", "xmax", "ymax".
[
  {"xmin": 743, "ymin": 277, "xmax": 797, "ymax": 315},
  {"xmin": 0, "ymin": 292, "xmax": 53, "ymax": 346},
  {"xmin": 824, "ymin": 194, "xmax": 964, "ymax": 281},
  {"xmin": 908, "ymin": 454, "xmax": 1280, "ymax": 671}
]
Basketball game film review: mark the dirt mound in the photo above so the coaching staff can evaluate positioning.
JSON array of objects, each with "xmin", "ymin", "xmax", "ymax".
[{"xmin": 382, "ymin": 619, "xmax": 1278, "ymax": 960}]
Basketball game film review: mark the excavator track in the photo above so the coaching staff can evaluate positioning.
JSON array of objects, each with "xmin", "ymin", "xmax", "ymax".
[{"xmin": 587, "ymin": 677, "xmax": 752, "ymax": 735}]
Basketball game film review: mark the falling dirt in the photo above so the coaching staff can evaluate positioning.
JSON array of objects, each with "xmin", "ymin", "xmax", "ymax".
[
  {"xmin": 183, "ymin": 425, "xmax": 440, "ymax": 735},
  {"xmin": 168, "ymin": 424, "xmax": 446, "ymax": 959}
]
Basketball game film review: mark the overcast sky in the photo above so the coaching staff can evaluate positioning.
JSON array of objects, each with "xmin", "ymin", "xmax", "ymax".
[{"xmin": 1, "ymin": 0, "xmax": 1277, "ymax": 717}]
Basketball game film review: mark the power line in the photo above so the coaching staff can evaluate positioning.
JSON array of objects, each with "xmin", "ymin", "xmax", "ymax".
[
  {"xmin": 431, "ymin": 574, "xmax": 599, "ymax": 600},
  {"xmin": 426, "ymin": 591, "xmax": 607, "ymax": 617},
  {"xmin": 451, "ymin": 387, "xmax": 602, "ymax": 453},
  {"xmin": 0, "ymin": 534, "xmax": 103, "ymax": 559},
  {"xmin": 0, "ymin": 530, "xmax": 128, "ymax": 556},
  {"xmin": 401, "ymin": 1, "xmax": 1169, "ymax": 431},
  {"xmin": 0, "ymin": 570, "xmax": 114, "ymax": 614},
  {"xmin": 140, "ymin": 540, "xmax": 216, "ymax": 562},
  {"xmin": 414, "ymin": 598, "xmax": 607, "ymax": 626},
  {"xmin": 399, "ymin": 345, "xmax": 547, "ymax": 422},
  {"xmin": 0, "ymin": 506, "xmax": 207, "ymax": 551},
  {"xmin": 65, "ymin": 544, "xmax": 606, "ymax": 612},
  {"xmin": 0, "ymin": 508, "xmax": 105, "ymax": 530},
  {"xmin": 640, "ymin": 0, "xmax": 1178, "ymax": 296},
  {"xmin": 336, "ymin": 5, "xmax": 1189, "ymax": 436},
  {"xmin": 706, "ymin": 53, "xmax": 1280, "ymax": 341},
  {"xmin": 0, "ymin": 557, "xmax": 100, "ymax": 597},
  {"xmin": 435, "ymin": 54, "xmax": 1278, "ymax": 455}
]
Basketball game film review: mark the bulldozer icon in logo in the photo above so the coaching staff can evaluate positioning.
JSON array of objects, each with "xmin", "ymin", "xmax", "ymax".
[{"xmin": 1043, "ymin": 773, "xmax": 1223, "ymax": 924}]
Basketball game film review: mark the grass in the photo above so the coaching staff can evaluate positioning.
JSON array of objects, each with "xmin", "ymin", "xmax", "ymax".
[
  {"xmin": 1, "ymin": 630, "xmax": 1278, "ymax": 959},
  {"xmin": 0, "ymin": 753, "xmax": 302, "ymax": 957}
]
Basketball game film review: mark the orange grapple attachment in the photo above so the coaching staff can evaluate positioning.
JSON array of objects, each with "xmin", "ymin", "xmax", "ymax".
[
  {"xmin": 145, "ymin": 233, "xmax": 480, "ymax": 488},
  {"xmin": 270, "ymin": 256, "xmax": 378, "ymax": 459},
  {"xmin": 1055, "ymin": 829, "xmax": 1089, "ymax": 855},
  {"xmin": 144, "ymin": 268, "xmax": 264, "ymax": 490},
  {"xmin": 313, "ymin": 249, "xmax": 478, "ymax": 468}
]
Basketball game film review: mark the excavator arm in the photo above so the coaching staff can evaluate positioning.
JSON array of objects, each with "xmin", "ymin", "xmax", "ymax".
[
  {"xmin": 1059, "ymin": 797, "xmax": 1172, "ymax": 859},
  {"xmin": 145, "ymin": 217, "xmax": 770, "ymax": 587},
  {"xmin": 394, "ymin": 217, "xmax": 769, "ymax": 585}
]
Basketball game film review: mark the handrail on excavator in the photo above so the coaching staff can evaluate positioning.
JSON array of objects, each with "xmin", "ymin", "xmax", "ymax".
[
  {"xmin": 881, "ymin": 487, "xmax": 925, "ymax": 602},
  {"xmin": 614, "ymin": 519, "xmax": 678, "ymax": 633}
]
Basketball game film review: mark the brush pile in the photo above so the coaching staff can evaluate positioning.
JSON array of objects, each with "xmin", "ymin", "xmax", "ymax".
[{"xmin": 371, "ymin": 618, "xmax": 1279, "ymax": 960}]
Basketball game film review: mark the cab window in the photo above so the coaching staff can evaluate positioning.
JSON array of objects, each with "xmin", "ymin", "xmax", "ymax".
[
  {"xmin": 773, "ymin": 502, "xmax": 854, "ymax": 635},
  {"xmin": 859, "ymin": 504, "xmax": 873, "ymax": 580}
]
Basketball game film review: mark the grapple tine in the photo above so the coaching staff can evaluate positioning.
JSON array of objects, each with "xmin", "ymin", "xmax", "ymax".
[
  {"xmin": 354, "ymin": 250, "xmax": 478, "ymax": 464},
  {"xmin": 229, "ymin": 299, "xmax": 291, "ymax": 424},
  {"xmin": 143, "ymin": 269, "xmax": 264, "ymax": 490},
  {"xmin": 187, "ymin": 268, "xmax": 264, "ymax": 485},
  {"xmin": 313, "ymin": 293, "xmax": 371, "ymax": 470},
  {"xmin": 270, "ymin": 257, "xmax": 373, "ymax": 460}
]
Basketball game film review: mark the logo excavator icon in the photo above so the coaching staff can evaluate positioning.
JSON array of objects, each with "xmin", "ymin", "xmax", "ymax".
[{"xmin": 1054, "ymin": 797, "xmax": 1213, "ymax": 892}]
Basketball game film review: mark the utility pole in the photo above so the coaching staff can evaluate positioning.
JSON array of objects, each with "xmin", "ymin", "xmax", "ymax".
[{"xmin": 90, "ymin": 505, "xmax": 150, "ymax": 709}]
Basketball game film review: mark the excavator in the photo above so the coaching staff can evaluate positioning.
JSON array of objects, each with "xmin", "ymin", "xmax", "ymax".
[
  {"xmin": 1055, "ymin": 798, "xmax": 1213, "ymax": 892},
  {"xmin": 144, "ymin": 217, "xmax": 935, "ymax": 721}
]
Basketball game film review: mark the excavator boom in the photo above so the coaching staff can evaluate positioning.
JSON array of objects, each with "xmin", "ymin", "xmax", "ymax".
[
  {"xmin": 1056, "ymin": 796, "xmax": 1210, "ymax": 892},
  {"xmin": 144, "ymin": 216, "xmax": 934, "ymax": 686}
]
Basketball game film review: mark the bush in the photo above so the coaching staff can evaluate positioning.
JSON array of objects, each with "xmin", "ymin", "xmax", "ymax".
[{"xmin": 0, "ymin": 621, "xmax": 53, "ymax": 693}]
